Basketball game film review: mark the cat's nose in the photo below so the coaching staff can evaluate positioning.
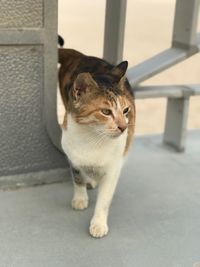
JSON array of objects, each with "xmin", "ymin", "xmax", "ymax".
[{"xmin": 118, "ymin": 125, "xmax": 127, "ymax": 133}]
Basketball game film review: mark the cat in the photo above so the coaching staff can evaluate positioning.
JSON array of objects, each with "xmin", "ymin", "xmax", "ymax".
[{"xmin": 58, "ymin": 47, "xmax": 135, "ymax": 238}]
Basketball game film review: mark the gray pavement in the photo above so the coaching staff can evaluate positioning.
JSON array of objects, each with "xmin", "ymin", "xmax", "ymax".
[{"xmin": 0, "ymin": 131, "xmax": 200, "ymax": 267}]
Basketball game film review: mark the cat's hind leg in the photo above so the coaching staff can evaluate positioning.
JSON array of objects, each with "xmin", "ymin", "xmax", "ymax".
[{"xmin": 71, "ymin": 166, "xmax": 88, "ymax": 210}]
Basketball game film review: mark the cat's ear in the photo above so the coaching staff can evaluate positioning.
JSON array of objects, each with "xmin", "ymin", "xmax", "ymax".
[
  {"xmin": 118, "ymin": 75, "xmax": 126, "ymax": 91},
  {"xmin": 72, "ymin": 72, "xmax": 97, "ymax": 100},
  {"xmin": 111, "ymin": 61, "xmax": 128, "ymax": 81}
]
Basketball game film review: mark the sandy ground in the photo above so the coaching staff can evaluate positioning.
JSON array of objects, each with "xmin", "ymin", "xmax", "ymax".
[{"xmin": 58, "ymin": 0, "xmax": 200, "ymax": 135}]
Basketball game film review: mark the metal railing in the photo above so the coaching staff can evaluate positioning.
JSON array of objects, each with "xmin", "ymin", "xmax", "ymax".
[{"xmin": 103, "ymin": 0, "xmax": 200, "ymax": 152}]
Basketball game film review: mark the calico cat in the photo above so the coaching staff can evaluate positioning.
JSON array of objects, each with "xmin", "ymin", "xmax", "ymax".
[{"xmin": 58, "ymin": 48, "xmax": 135, "ymax": 238}]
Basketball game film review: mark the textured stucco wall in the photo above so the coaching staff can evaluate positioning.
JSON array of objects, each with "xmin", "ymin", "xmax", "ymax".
[
  {"xmin": 0, "ymin": 0, "xmax": 68, "ymax": 183},
  {"xmin": 0, "ymin": 0, "xmax": 43, "ymax": 28}
]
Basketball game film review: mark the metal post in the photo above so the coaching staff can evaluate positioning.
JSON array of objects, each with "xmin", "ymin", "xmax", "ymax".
[
  {"xmin": 163, "ymin": 0, "xmax": 200, "ymax": 151},
  {"xmin": 172, "ymin": 0, "xmax": 200, "ymax": 50},
  {"xmin": 103, "ymin": 0, "xmax": 127, "ymax": 64},
  {"xmin": 163, "ymin": 97, "xmax": 189, "ymax": 152}
]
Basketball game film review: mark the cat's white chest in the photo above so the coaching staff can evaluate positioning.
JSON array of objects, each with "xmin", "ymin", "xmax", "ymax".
[{"xmin": 61, "ymin": 116, "xmax": 126, "ymax": 167}]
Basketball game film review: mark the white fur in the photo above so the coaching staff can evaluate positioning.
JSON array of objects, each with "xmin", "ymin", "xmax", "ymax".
[
  {"xmin": 71, "ymin": 182, "xmax": 88, "ymax": 210},
  {"xmin": 61, "ymin": 114, "xmax": 126, "ymax": 167},
  {"xmin": 61, "ymin": 114, "xmax": 127, "ymax": 238}
]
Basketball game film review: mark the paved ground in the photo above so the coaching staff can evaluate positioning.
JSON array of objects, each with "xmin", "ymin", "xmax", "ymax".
[{"xmin": 0, "ymin": 131, "xmax": 200, "ymax": 267}]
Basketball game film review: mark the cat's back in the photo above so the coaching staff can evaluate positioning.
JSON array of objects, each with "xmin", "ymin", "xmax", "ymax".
[
  {"xmin": 59, "ymin": 48, "xmax": 112, "ymax": 75},
  {"xmin": 58, "ymin": 48, "xmax": 115, "ymax": 108},
  {"xmin": 58, "ymin": 48, "xmax": 84, "ymax": 82},
  {"xmin": 59, "ymin": 48, "xmax": 84, "ymax": 64}
]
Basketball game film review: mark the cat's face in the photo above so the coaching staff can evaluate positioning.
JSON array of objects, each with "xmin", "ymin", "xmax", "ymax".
[
  {"xmin": 72, "ymin": 93, "xmax": 130, "ymax": 138},
  {"xmin": 69, "ymin": 62, "xmax": 134, "ymax": 138}
]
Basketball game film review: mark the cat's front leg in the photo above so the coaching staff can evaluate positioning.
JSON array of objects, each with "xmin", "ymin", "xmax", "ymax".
[
  {"xmin": 89, "ymin": 161, "xmax": 122, "ymax": 238},
  {"xmin": 71, "ymin": 166, "xmax": 88, "ymax": 210}
]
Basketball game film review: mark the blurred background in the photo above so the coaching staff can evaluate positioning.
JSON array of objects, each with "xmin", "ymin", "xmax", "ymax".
[{"xmin": 58, "ymin": 0, "xmax": 200, "ymax": 135}]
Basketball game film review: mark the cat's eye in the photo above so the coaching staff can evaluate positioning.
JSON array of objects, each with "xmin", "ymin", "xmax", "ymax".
[
  {"xmin": 101, "ymin": 109, "xmax": 112, "ymax": 116},
  {"xmin": 123, "ymin": 107, "xmax": 129, "ymax": 115}
]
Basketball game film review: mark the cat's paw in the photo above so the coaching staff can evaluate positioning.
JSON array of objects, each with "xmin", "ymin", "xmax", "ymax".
[
  {"xmin": 71, "ymin": 198, "xmax": 88, "ymax": 210},
  {"xmin": 89, "ymin": 221, "xmax": 109, "ymax": 238}
]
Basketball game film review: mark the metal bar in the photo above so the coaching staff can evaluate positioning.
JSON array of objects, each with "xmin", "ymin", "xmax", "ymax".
[
  {"xmin": 163, "ymin": 97, "xmax": 190, "ymax": 152},
  {"xmin": 187, "ymin": 84, "xmax": 200, "ymax": 95},
  {"xmin": 127, "ymin": 5, "xmax": 200, "ymax": 87},
  {"xmin": 103, "ymin": 0, "xmax": 127, "ymax": 64},
  {"xmin": 134, "ymin": 86, "xmax": 189, "ymax": 99},
  {"xmin": 134, "ymin": 84, "xmax": 200, "ymax": 99},
  {"xmin": 127, "ymin": 47, "xmax": 198, "ymax": 86},
  {"xmin": 172, "ymin": 0, "xmax": 200, "ymax": 49}
]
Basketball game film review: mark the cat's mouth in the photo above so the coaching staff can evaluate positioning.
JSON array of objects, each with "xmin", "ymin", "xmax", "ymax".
[
  {"xmin": 94, "ymin": 127, "xmax": 127, "ymax": 139},
  {"xmin": 106, "ymin": 130, "xmax": 127, "ymax": 139}
]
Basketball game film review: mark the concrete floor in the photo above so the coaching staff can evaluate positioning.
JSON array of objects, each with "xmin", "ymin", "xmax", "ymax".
[{"xmin": 0, "ymin": 131, "xmax": 200, "ymax": 267}]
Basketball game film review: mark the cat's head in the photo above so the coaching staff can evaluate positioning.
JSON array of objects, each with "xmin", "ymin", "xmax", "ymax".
[{"xmin": 69, "ymin": 61, "xmax": 134, "ymax": 138}]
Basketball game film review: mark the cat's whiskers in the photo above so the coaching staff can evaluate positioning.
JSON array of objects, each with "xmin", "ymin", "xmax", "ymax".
[
  {"xmin": 97, "ymin": 129, "xmax": 120, "ymax": 137},
  {"xmin": 84, "ymin": 134, "xmax": 102, "ymax": 146},
  {"xmin": 92, "ymin": 134, "xmax": 107, "ymax": 148},
  {"xmin": 97, "ymin": 128, "xmax": 116, "ymax": 133},
  {"xmin": 85, "ymin": 132, "xmax": 108, "ymax": 148}
]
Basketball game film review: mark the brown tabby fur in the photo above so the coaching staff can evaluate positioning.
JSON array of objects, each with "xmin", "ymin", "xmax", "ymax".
[{"xmin": 58, "ymin": 48, "xmax": 135, "ymax": 154}]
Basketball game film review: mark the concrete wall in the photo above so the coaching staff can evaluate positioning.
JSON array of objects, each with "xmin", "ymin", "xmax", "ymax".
[{"xmin": 0, "ymin": 0, "xmax": 68, "ymax": 187}]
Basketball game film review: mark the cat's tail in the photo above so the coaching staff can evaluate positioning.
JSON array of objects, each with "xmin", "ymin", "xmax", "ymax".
[{"xmin": 58, "ymin": 35, "xmax": 64, "ymax": 47}]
